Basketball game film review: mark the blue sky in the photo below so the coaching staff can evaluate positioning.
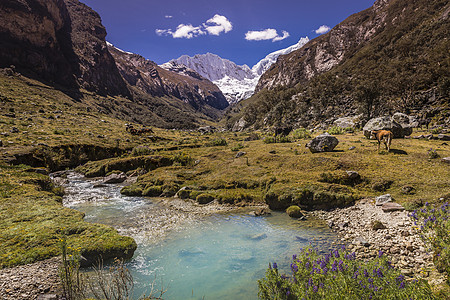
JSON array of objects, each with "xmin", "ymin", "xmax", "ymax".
[{"xmin": 82, "ymin": 0, "xmax": 375, "ymax": 67}]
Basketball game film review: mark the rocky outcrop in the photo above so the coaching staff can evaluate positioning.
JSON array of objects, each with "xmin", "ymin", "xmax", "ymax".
[
  {"xmin": 306, "ymin": 133, "xmax": 339, "ymax": 153},
  {"xmin": 108, "ymin": 45, "xmax": 229, "ymax": 111},
  {"xmin": 0, "ymin": 0, "xmax": 129, "ymax": 97}
]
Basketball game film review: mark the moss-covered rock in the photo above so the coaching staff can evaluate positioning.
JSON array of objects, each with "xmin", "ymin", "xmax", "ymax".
[
  {"xmin": 120, "ymin": 185, "xmax": 143, "ymax": 196},
  {"xmin": 286, "ymin": 205, "xmax": 304, "ymax": 218},
  {"xmin": 142, "ymin": 185, "xmax": 162, "ymax": 197},
  {"xmin": 196, "ymin": 193, "xmax": 214, "ymax": 204},
  {"xmin": 265, "ymin": 184, "xmax": 358, "ymax": 211}
]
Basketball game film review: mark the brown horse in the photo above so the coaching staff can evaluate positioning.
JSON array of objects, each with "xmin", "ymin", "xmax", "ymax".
[{"xmin": 370, "ymin": 130, "xmax": 393, "ymax": 152}]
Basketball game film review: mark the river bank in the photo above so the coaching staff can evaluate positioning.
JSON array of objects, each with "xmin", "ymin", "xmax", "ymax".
[{"xmin": 311, "ymin": 198, "xmax": 447, "ymax": 286}]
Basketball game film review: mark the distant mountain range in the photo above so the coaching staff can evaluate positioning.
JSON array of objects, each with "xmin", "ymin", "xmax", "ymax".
[{"xmin": 162, "ymin": 37, "xmax": 309, "ymax": 104}]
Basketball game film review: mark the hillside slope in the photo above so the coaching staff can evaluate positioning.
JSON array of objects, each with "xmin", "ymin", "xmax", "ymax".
[{"xmin": 230, "ymin": 0, "xmax": 449, "ymax": 130}]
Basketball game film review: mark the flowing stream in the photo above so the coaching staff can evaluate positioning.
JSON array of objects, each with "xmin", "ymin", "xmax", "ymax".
[{"xmin": 61, "ymin": 172, "xmax": 339, "ymax": 299}]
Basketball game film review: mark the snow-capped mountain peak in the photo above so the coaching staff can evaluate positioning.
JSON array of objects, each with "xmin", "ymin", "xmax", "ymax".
[{"xmin": 162, "ymin": 37, "xmax": 310, "ymax": 104}]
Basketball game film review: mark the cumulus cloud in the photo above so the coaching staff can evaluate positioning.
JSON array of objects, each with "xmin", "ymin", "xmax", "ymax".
[
  {"xmin": 156, "ymin": 14, "xmax": 232, "ymax": 39},
  {"xmin": 203, "ymin": 14, "xmax": 233, "ymax": 35},
  {"xmin": 315, "ymin": 25, "xmax": 331, "ymax": 35},
  {"xmin": 156, "ymin": 24, "xmax": 205, "ymax": 39},
  {"xmin": 245, "ymin": 29, "xmax": 290, "ymax": 42}
]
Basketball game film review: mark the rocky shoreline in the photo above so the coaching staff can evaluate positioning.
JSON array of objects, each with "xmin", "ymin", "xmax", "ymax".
[
  {"xmin": 311, "ymin": 198, "xmax": 447, "ymax": 286},
  {"xmin": 0, "ymin": 257, "xmax": 62, "ymax": 300}
]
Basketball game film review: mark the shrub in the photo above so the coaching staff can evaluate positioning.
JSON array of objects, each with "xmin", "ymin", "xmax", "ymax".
[
  {"xmin": 263, "ymin": 136, "xmax": 276, "ymax": 144},
  {"xmin": 172, "ymin": 152, "xmax": 193, "ymax": 166},
  {"xmin": 208, "ymin": 138, "xmax": 228, "ymax": 146},
  {"xmin": 231, "ymin": 143, "xmax": 245, "ymax": 152},
  {"xmin": 427, "ymin": 148, "xmax": 440, "ymax": 159},
  {"xmin": 410, "ymin": 202, "xmax": 450, "ymax": 283},
  {"xmin": 131, "ymin": 145, "xmax": 154, "ymax": 157},
  {"xmin": 286, "ymin": 205, "xmax": 304, "ymax": 218},
  {"xmin": 292, "ymin": 128, "xmax": 311, "ymax": 140},
  {"xmin": 327, "ymin": 126, "xmax": 345, "ymax": 135},
  {"xmin": 258, "ymin": 246, "xmax": 435, "ymax": 300}
]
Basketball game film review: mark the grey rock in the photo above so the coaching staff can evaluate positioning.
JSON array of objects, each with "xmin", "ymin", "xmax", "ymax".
[
  {"xmin": 346, "ymin": 171, "xmax": 360, "ymax": 179},
  {"xmin": 306, "ymin": 133, "xmax": 339, "ymax": 153},
  {"xmin": 442, "ymin": 157, "xmax": 450, "ymax": 164},
  {"xmin": 103, "ymin": 173, "xmax": 127, "ymax": 184},
  {"xmin": 198, "ymin": 126, "xmax": 216, "ymax": 134},
  {"xmin": 349, "ymin": 146, "xmax": 356, "ymax": 150},
  {"xmin": 382, "ymin": 202, "xmax": 405, "ymax": 212},
  {"xmin": 363, "ymin": 114, "xmax": 413, "ymax": 138},
  {"xmin": 333, "ymin": 115, "xmax": 362, "ymax": 129},
  {"xmin": 437, "ymin": 134, "xmax": 450, "ymax": 141},
  {"xmin": 356, "ymin": 237, "xmax": 370, "ymax": 247},
  {"xmin": 249, "ymin": 208, "xmax": 271, "ymax": 217},
  {"xmin": 375, "ymin": 194, "xmax": 392, "ymax": 206},
  {"xmin": 232, "ymin": 117, "xmax": 247, "ymax": 132},
  {"xmin": 235, "ymin": 151, "xmax": 246, "ymax": 158}
]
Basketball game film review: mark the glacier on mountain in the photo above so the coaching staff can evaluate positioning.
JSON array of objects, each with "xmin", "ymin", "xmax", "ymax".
[{"xmin": 161, "ymin": 37, "xmax": 309, "ymax": 104}]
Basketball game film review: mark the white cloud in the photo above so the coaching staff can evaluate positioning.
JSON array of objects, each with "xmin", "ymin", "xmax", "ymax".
[
  {"xmin": 204, "ymin": 14, "xmax": 232, "ymax": 35},
  {"xmin": 315, "ymin": 25, "xmax": 331, "ymax": 35},
  {"xmin": 156, "ymin": 14, "xmax": 232, "ymax": 39},
  {"xmin": 156, "ymin": 24, "xmax": 205, "ymax": 39},
  {"xmin": 245, "ymin": 28, "xmax": 290, "ymax": 42},
  {"xmin": 165, "ymin": 15, "xmax": 173, "ymax": 19}
]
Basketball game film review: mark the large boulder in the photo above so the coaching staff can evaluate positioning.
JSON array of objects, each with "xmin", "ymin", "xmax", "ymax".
[
  {"xmin": 363, "ymin": 114, "xmax": 413, "ymax": 138},
  {"xmin": 306, "ymin": 133, "xmax": 339, "ymax": 153},
  {"xmin": 333, "ymin": 115, "xmax": 363, "ymax": 129}
]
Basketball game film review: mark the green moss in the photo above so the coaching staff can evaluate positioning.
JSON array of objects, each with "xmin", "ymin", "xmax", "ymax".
[
  {"xmin": 286, "ymin": 205, "xmax": 304, "ymax": 218},
  {"xmin": 0, "ymin": 163, "xmax": 137, "ymax": 268},
  {"xmin": 142, "ymin": 185, "xmax": 162, "ymax": 197},
  {"xmin": 120, "ymin": 185, "xmax": 143, "ymax": 196}
]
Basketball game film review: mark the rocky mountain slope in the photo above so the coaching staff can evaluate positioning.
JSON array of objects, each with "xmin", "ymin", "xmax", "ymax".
[
  {"xmin": 0, "ymin": 0, "xmax": 229, "ymax": 128},
  {"xmin": 109, "ymin": 44, "xmax": 228, "ymax": 113},
  {"xmin": 164, "ymin": 37, "xmax": 309, "ymax": 104},
  {"xmin": 228, "ymin": 0, "xmax": 449, "ymax": 130},
  {"xmin": 0, "ymin": 0, "xmax": 129, "ymax": 97}
]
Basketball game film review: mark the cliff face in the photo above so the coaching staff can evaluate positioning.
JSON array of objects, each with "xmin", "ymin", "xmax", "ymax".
[
  {"xmin": 0, "ymin": 0, "xmax": 129, "ymax": 97},
  {"xmin": 256, "ymin": 0, "xmax": 390, "ymax": 92},
  {"xmin": 109, "ymin": 45, "xmax": 229, "ymax": 111}
]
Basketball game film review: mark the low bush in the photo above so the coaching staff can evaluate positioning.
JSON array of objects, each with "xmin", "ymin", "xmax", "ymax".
[
  {"xmin": 292, "ymin": 128, "xmax": 311, "ymax": 140},
  {"xmin": 258, "ymin": 246, "xmax": 435, "ymax": 299},
  {"xmin": 208, "ymin": 138, "xmax": 228, "ymax": 147},
  {"xmin": 131, "ymin": 145, "xmax": 154, "ymax": 157}
]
